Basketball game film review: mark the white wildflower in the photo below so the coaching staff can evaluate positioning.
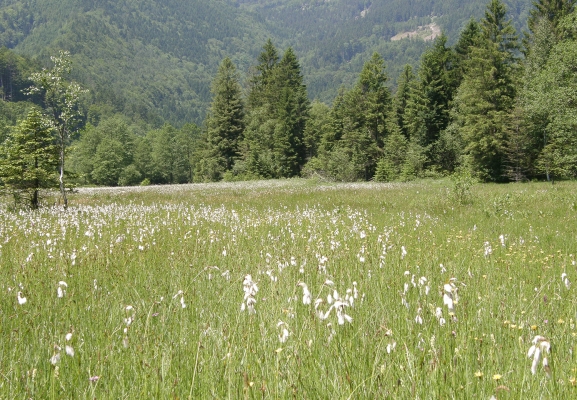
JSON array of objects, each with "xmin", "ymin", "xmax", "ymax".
[
  {"xmin": 277, "ymin": 321, "xmax": 289, "ymax": 343},
  {"xmin": 57, "ymin": 281, "xmax": 68, "ymax": 298},
  {"xmin": 562, "ymin": 273, "xmax": 571, "ymax": 290},
  {"xmin": 415, "ymin": 308, "xmax": 423, "ymax": 325},
  {"xmin": 298, "ymin": 282, "xmax": 312, "ymax": 305},
  {"xmin": 50, "ymin": 346, "xmax": 61, "ymax": 365},
  {"xmin": 241, "ymin": 275, "xmax": 258, "ymax": 314},
  {"xmin": 124, "ymin": 305, "xmax": 135, "ymax": 326},
  {"xmin": 17, "ymin": 291, "xmax": 27, "ymax": 305},
  {"xmin": 484, "ymin": 242, "xmax": 492, "ymax": 257},
  {"xmin": 386, "ymin": 341, "xmax": 397, "ymax": 354},
  {"xmin": 443, "ymin": 278, "xmax": 458, "ymax": 314},
  {"xmin": 528, "ymin": 335, "xmax": 551, "ymax": 375}
]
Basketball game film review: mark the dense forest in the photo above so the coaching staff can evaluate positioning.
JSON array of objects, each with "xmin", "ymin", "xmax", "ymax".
[
  {"xmin": 0, "ymin": 0, "xmax": 534, "ymax": 126},
  {"xmin": 0, "ymin": 0, "xmax": 576, "ymax": 208}
]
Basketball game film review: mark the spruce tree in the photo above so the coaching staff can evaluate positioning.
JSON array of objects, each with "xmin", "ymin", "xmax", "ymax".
[
  {"xmin": 326, "ymin": 53, "xmax": 391, "ymax": 180},
  {"xmin": 270, "ymin": 48, "xmax": 309, "ymax": 177},
  {"xmin": 243, "ymin": 43, "xmax": 309, "ymax": 178},
  {"xmin": 203, "ymin": 57, "xmax": 245, "ymax": 179},
  {"xmin": 0, "ymin": 109, "xmax": 59, "ymax": 209},
  {"xmin": 452, "ymin": 0, "xmax": 519, "ymax": 181},
  {"xmin": 404, "ymin": 35, "xmax": 457, "ymax": 149},
  {"xmin": 393, "ymin": 65, "xmax": 415, "ymax": 138}
]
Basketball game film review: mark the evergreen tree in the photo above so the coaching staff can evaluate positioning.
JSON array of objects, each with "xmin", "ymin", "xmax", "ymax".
[
  {"xmin": 393, "ymin": 65, "xmax": 415, "ymax": 138},
  {"xmin": 270, "ymin": 47, "xmax": 309, "ymax": 177},
  {"xmin": 527, "ymin": 0, "xmax": 576, "ymax": 41},
  {"xmin": 453, "ymin": 18, "xmax": 482, "ymax": 85},
  {"xmin": 404, "ymin": 35, "xmax": 457, "ymax": 149},
  {"xmin": 247, "ymin": 39, "xmax": 279, "ymax": 110},
  {"xmin": 520, "ymin": 1, "xmax": 576, "ymax": 180},
  {"xmin": 0, "ymin": 109, "xmax": 59, "ymax": 209},
  {"xmin": 325, "ymin": 53, "xmax": 392, "ymax": 180},
  {"xmin": 524, "ymin": 11, "xmax": 577, "ymax": 179},
  {"xmin": 201, "ymin": 57, "xmax": 245, "ymax": 181},
  {"xmin": 243, "ymin": 43, "xmax": 309, "ymax": 178},
  {"xmin": 452, "ymin": 0, "xmax": 519, "ymax": 181},
  {"xmin": 303, "ymin": 101, "xmax": 332, "ymax": 160},
  {"xmin": 358, "ymin": 52, "xmax": 392, "ymax": 149}
]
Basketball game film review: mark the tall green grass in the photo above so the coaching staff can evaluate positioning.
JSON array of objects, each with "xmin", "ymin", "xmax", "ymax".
[{"xmin": 1, "ymin": 179, "xmax": 576, "ymax": 398}]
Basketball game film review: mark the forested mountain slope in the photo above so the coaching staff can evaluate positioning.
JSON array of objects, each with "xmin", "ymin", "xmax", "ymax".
[{"xmin": 0, "ymin": 0, "xmax": 532, "ymax": 125}]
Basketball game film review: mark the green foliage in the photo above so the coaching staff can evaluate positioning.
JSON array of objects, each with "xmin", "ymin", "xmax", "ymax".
[
  {"xmin": 0, "ymin": 109, "xmax": 59, "ymax": 209},
  {"xmin": 403, "ymin": 35, "xmax": 458, "ymax": 152},
  {"xmin": 243, "ymin": 43, "xmax": 309, "ymax": 179},
  {"xmin": 452, "ymin": 0, "xmax": 519, "ymax": 181},
  {"xmin": 448, "ymin": 168, "xmax": 477, "ymax": 205},
  {"xmin": 529, "ymin": 33, "xmax": 577, "ymax": 178},
  {"xmin": 28, "ymin": 50, "xmax": 87, "ymax": 206},
  {"xmin": 374, "ymin": 123, "xmax": 408, "ymax": 182},
  {"xmin": 3, "ymin": 179, "xmax": 577, "ymax": 398},
  {"xmin": 204, "ymin": 57, "xmax": 245, "ymax": 177},
  {"xmin": 0, "ymin": 0, "xmax": 533, "ymax": 127},
  {"xmin": 320, "ymin": 53, "xmax": 392, "ymax": 181}
]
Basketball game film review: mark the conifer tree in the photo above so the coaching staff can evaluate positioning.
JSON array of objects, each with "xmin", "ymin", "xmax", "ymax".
[
  {"xmin": 452, "ymin": 0, "xmax": 519, "ymax": 181},
  {"xmin": 202, "ymin": 57, "xmax": 245, "ymax": 180},
  {"xmin": 0, "ymin": 109, "xmax": 59, "ymax": 209},
  {"xmin": 326, "ymin": 53, "xmax": 391, "ymax": 180},
  {"xmin": 243, "ymin": 43, "xmax": 309, "ymax": 178},
  {"xmin": 404, "ymin": 35, "xmax": 457, "ymax": 149},
  {"xmin": 393, "ymin": 65, "xmax": 415, "ymax": 138}
]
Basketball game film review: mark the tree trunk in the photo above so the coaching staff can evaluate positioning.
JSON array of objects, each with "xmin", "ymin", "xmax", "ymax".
[{"xmin": 60, "ymin": 146, "xmax": 67, "ymax": 209}]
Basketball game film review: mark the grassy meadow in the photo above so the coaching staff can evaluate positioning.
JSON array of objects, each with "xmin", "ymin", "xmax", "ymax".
[{"xmin": 1, "ymin": 178, "xmax": 577, "ymax": 399}]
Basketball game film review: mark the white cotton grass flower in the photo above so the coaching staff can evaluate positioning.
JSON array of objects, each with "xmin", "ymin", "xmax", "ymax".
[
  {"xmin": 484, "ymin": 242, "xmax": 493, "ymax": 257},
  {"xmin": 123, "ymin": 327, "xmax": 129, "ymax": 348},
  {"xmin": 562, "ymin": 273, "xmax": 571, "ymax": 290},
  {"xmin": 418, "ymin": 276, "xmax": 430, "ymax": 296},
  {"xmin": 50, "ymin": 345, "xmax": 61, "ymax": 365},
  {"xmin": 401, "ymin": 246, "xmax": 407, "ymax": 259},
  {"xmin": 173, "ymin": 290, "xmax": 186, "ymax": 308},
  {"xmin": 277, "ymin": 321, "xmax": 290, "ymax": 343},
  {"xmin": 124, "ymin": 305, "xmax": 135, "ymax": 326},
  {"xmin": 528, "ymin": 335, "xmax": 551, "ymax": 375},
  {"xmin": 499, "ymin": 234, "xmax": 506, "ymax": 247},
  {"xmin": 415, "ymin": 308, "xmax": 423, "ymax": 325},
  {"xmin": 435, "ymin": 307, "xmax": 446, "ymax": 326},
  {"xmin": 17, "ymin": 291, "xmax": 27, "ymax": 305},
  {"xmin": 327, "ymin": 322, "xmax": 336, "ymax": 342},
  {"xmin": 57, "ymin": 281, "xmax": 68, "ymax": 298},
  {"xmin": 241, "ymin": 274, "xmax": 258, "ymax": 314},
  {"xmin": 327, "ymin": 292, "xmax": 334, "ymax": 305},
  {"xmin": 297, "ymin": 282, "xmax": 312, "ymax": 305},
  {"xmin": 443, "ymin": 278, "xmax": 458, "ymax": 315}
]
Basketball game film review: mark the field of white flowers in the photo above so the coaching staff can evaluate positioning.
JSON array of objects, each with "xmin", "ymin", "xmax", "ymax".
[{"xmin": 1, "ymin": 179, "xmax": 576, "ymax": 399}]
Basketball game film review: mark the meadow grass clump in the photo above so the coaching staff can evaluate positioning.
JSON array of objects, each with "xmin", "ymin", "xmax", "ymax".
[{"xmin": 1, "ymin": 179, "xmax": 576, "ymax": 398}]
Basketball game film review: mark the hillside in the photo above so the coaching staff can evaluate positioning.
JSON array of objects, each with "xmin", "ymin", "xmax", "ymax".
[{"xmin": 0, "ymin": 0, "xmax": 533, "ymax": 126}]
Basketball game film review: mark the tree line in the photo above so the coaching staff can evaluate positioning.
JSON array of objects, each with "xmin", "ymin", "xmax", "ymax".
[
  {"xmin": 197, "ymin": 0, "xmax": 577, "ymax": 183},
  {"xmin": 0, "ymin": 0, "xmax": 576, "ymax": 209}
]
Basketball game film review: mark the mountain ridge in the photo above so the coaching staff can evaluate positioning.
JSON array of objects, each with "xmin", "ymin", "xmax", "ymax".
[{"xmin": 0, "ymin": 0, "xmax": 532, "ymax": 126}]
